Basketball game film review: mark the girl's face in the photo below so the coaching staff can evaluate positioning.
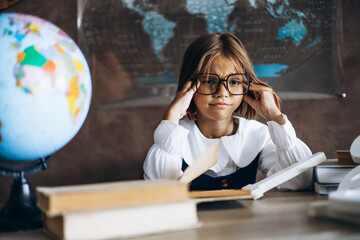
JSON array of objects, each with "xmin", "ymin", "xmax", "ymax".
[{"xmin": 193, "ymin": 56, "xmax": 243, "ymax": 122}]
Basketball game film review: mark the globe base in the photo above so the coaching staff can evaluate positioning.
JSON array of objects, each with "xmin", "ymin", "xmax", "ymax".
[
  {"xmin": 0, "ymin": 173, "xmax": 42, "ymax": 232},
  {"xmin": 0, "ymin": 156, "xmax": 52, "ymax": 232}
]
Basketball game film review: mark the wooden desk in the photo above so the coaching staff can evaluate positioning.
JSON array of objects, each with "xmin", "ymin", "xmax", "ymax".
[{"xmin": 1, "ymin": 191, "xmax": 359, "ymax": 240}]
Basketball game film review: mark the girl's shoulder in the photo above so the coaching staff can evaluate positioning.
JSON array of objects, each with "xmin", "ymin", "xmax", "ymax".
[{"xmin": 179, "ymin": 117, "xmax": 196, "ymax": 130}]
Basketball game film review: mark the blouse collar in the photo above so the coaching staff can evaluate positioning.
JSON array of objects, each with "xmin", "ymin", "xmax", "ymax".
[{"xmin": 182, "ymin": 116, "xmax": 268, "ymax": 173}]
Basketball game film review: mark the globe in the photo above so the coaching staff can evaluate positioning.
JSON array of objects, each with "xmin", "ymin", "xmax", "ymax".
[{"xmin": 0, "ymin": 13, "xmax": 92, "ymax": 162}]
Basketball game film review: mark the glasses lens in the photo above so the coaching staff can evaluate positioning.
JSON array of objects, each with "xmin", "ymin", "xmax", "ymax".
[
  {"xmin": 228, "ymin": 74, "xmax": 250, "ymax": 95},
  {"xmin": 197, "ymin": 74, "xmax": 219, "ymax": 94}
]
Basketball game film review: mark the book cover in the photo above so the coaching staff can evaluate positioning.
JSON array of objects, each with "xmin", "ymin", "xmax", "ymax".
[
  {"xmin": 336, "ymin": 150, "xmax": 357, "ymax": 165},
  {"xmin": 37, "ymin": 179, "xmax": 188, "ymax": 216},
  {"xmin": 189, "ymin": 189, "xmax": 252, "ymax": 198}
]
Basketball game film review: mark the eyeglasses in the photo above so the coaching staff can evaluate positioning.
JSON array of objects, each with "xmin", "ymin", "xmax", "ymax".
[{"xmin": 192, "ymin": 73, "xmax": 252, "ymax": 95}]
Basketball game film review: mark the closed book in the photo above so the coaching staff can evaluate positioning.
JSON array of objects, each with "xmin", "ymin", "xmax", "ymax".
[
  {"xmin": 313, "ymin": 181, "xmax": 338, "ymax": 195},
  {"xmin": 43, "ymin": 200, "xmax": 200, "ymax": 240},
  {"xmin": 314, "ymin": 159, "xmax": 356, "ymax": 184},
  {"xmin": 37, "ymin": 180, "xmax": 188, "ymax": 216}
]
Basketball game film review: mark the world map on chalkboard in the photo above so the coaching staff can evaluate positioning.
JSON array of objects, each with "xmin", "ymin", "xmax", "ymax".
[{"xmin": 79, "ymin": 0, "xmax": 343, "ymax": 105}]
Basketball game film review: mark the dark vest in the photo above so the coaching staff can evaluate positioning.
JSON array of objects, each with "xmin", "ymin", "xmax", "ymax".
[{"xmin": 181, "ymin": 154, "xmax": 260, "ymax": 191}]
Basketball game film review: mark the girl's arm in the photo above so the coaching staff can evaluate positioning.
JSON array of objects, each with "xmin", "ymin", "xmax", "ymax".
[
  {"xmin": 144, "ymin": 80, "xmax": 196, "ymax": 179},
  {"xmin": 243, "ymin": 83, "xmax": 313, "ymax": 189},
  {"xmin": 259, "ymin": 115, "xmax": 313, "ymax": 190},
  {"xmin": 143, "ymin": 120, "xmax": 189, "ymax": 180}
]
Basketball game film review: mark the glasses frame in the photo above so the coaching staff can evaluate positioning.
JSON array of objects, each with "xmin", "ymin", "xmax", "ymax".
[{"xmin": 191, "ymin": 73, "xmax": 252, "ymax": 95}]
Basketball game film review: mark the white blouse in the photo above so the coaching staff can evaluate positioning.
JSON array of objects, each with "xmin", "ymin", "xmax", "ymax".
[{"xmin": 143, "ymin": 115, "xmax": 313, "ymax": 190}]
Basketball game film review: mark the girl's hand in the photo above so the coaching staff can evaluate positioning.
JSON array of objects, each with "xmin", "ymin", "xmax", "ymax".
[
  {"xmin": 163, "ymin": 80, "xmax": 197, "ymax": 124},
  {"xmin": 243, "ymin": 83, "xmax": 285, "ymax": 125}
]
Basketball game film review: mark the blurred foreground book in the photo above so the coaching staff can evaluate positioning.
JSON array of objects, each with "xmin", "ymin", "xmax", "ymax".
[
  {"xmin": 43, "ymin": 200, "xmax": 199, "ymax": 240},
  {"xmin": 37, "ymin": 180, "xmax": 189, "ymax": 216},
  {"xmin": 37, "ymin": 180, "xmax": 199, "ymax": 239}
]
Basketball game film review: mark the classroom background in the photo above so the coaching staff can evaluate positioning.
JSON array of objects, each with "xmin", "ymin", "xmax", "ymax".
[{"xmin": 0, "ymin": 0, "xmax": 360, "ymax": 207}]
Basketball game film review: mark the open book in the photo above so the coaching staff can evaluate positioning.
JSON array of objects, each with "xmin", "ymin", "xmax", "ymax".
[{"xmin": 179, "ymin": 140, "xmax": 327, "ymax": 200}]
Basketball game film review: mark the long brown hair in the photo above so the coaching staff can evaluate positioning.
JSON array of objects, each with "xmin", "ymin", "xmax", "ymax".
[{"xmin": 178, "ymin": 32, "xmax": 281, "ymax": 119}]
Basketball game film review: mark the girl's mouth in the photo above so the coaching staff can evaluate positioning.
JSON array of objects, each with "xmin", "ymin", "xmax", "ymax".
[{"xmin": 210, "ymin": 103, "xmax": 230, "ymax": 109}]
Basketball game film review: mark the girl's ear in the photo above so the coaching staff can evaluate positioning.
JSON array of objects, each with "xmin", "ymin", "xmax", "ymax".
[
  {"xmin": 186, "ymin": 110, "xmax": 197, "ymax": 121},
  {"xmin": 189, "ymin": 98, "xmax": 196, "ymax": 113},
  {"xmin": 187, "ymin": 99, "xmax": 197, "ymax": 121}
]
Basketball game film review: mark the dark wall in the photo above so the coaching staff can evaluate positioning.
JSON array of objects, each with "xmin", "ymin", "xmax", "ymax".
[{"xmin": 1, "ymin": 0, "xmax": 360, "ymax": 207}]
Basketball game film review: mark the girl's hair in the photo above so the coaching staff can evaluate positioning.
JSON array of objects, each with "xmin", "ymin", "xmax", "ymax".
[{"xmin": 177, "ymin": 32, "xmax": 281, "ymax": 119}]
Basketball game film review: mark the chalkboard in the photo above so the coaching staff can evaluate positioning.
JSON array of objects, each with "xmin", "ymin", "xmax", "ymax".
[{"xmin": 78, "ymin": 0, "xmax": 344, "ymax": 106}]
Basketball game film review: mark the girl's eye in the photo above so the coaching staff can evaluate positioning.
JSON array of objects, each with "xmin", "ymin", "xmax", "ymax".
[
  {"xmin": 201, "ymin": 80, "xmax": 217, "ymax": 84},
  {"xmin": 229, "ymin": 80, "xmax": 241, "ymax": 85},
  {"xmin": 208, "ymin": 80, "xmax": 217, "ymax": 84}
]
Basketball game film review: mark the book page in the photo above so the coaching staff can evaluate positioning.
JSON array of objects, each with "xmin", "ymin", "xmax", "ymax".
[{"xmin": 179, "ymin": 140, "xmax": 219, "ymax": 184}]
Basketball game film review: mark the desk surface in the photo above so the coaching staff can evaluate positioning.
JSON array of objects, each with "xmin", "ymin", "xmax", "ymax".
[{"xmin": 1, "ymin": 191, "xmax": 359, "ymax": 240}]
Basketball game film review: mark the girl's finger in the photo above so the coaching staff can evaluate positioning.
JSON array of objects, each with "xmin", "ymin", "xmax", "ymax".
[
  {"xmin": 246, "ymin": 83, "xmax": 272, "ymax": 92},
  {"xmin": 182, "ymin": 80, "xmax": 196, "ymax": 93},
  {"xmin": 181, "ymin": 80, "xmax": 192, "ymax": 91}
]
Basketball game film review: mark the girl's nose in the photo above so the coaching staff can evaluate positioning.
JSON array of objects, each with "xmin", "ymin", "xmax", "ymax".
[{"xmin": 214, "ymin": 82, "xmax": 229, "ymax": 97}]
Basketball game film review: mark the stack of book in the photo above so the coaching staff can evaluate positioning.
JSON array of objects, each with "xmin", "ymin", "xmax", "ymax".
[
  {"xmin": 36, "ymin": 180, "xmax": 200, "ymax": 240},
  {"xmin": 314, "ymin": 151, "xmax": 358, "ymax": 195}
]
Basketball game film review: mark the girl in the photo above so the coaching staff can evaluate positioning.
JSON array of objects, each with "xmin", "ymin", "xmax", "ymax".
[{"xmin": 143, "ymin": 32, "xmax": 313, "ymax": 191}]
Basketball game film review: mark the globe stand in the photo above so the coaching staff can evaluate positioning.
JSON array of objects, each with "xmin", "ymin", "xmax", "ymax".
[{"xmin": 0, "ymin": 156, "xmax": 52, "ymax": 232}]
